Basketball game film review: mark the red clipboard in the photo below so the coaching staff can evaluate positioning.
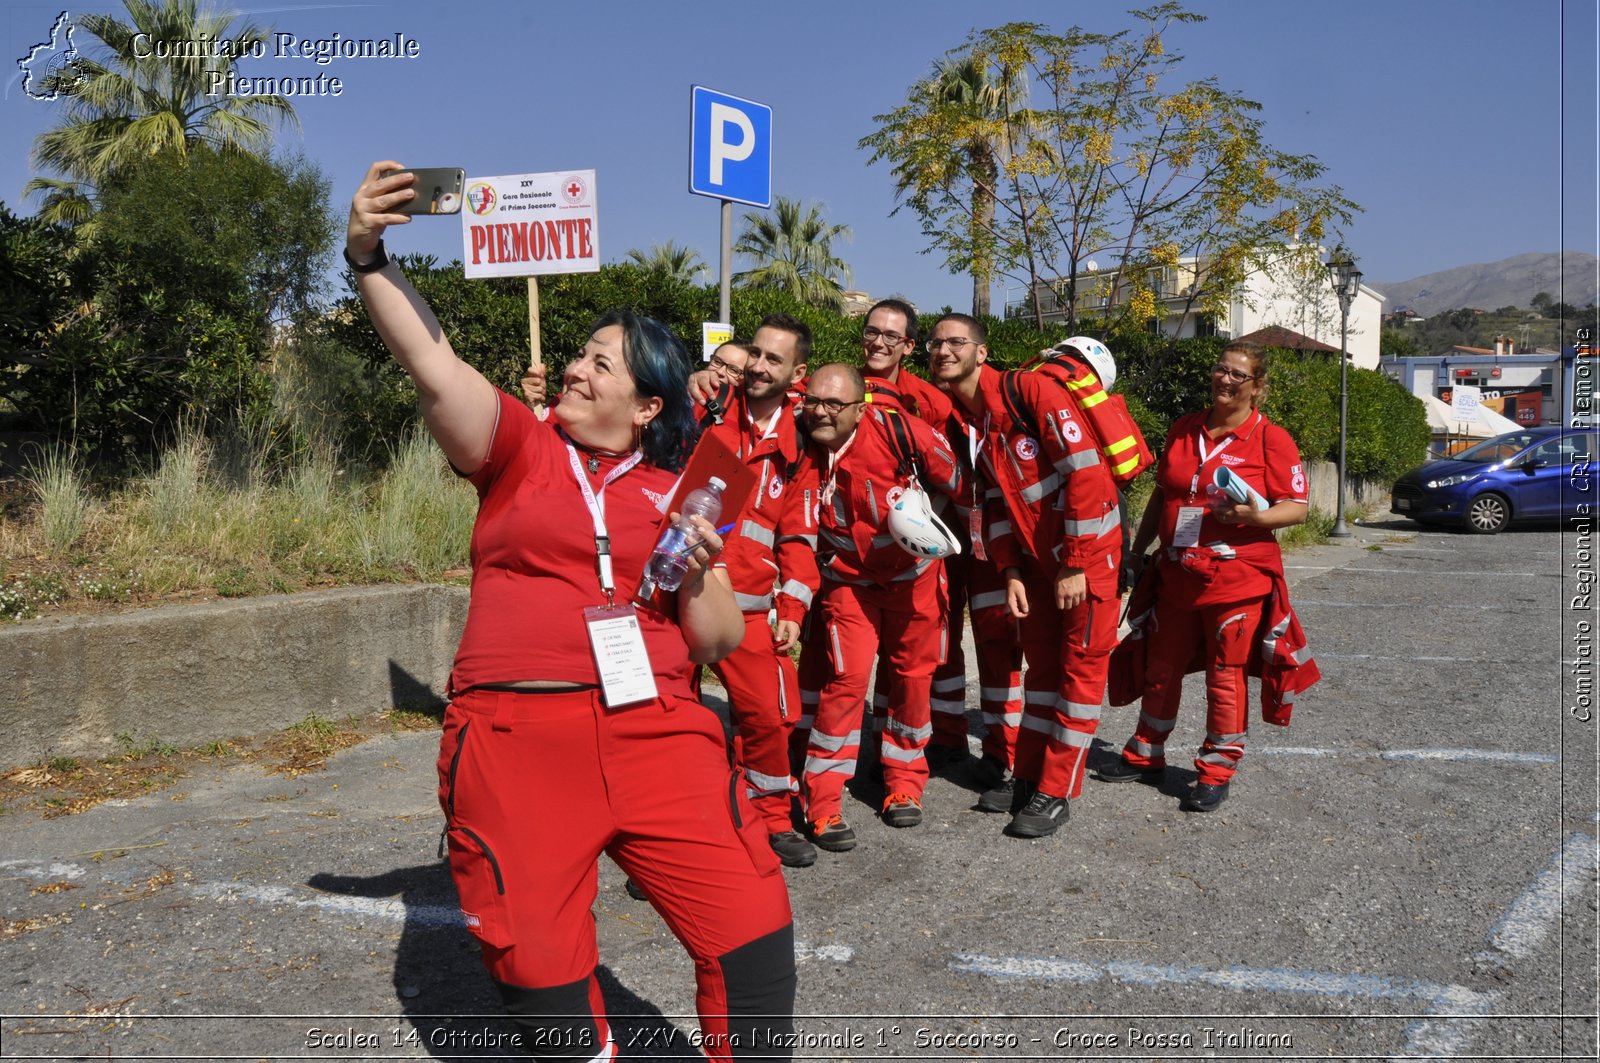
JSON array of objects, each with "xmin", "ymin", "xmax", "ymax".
[
  {"xmin": 634, "ymin": 431, "xmax": 757, "ymax": 611},
  {"xmin": 660, "ymin": 429, "xmax": 757, "ymax": 528}
]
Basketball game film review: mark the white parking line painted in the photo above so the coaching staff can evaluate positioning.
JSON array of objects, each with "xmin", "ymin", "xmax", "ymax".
[
  {"xmin": 1316, "ymin": 652, "xmax": 1536, "ymax": 663},
  {"xmin": 1295, "ymin": 599, "xmax": 1501, "ymax": 610},
  {"xmin": 949, "ymin": 951, "xmax": 1498, "ymax": 1008},
  {"xmin": 1398, "ymin": 831, "xmax": 1600, "ymax": 1061},
  {"xmin": 1396, "ymin": 983, "xmax": 1501, "ymax": 1061},
  {"xmin": 1475, "ymin": 832, "xmax": 1599, "ymax": 967},
  {"xmin": 1253, "ymin": 747, "xmax": 1558, "ymax": 765},
  {"xmin": 1311, "ymin": 566, "xmax": 1556, "ymax": 578},
  {"xmin": 0, "ymin": 860, "xmax": 855, "ymax": 964},
  {"xmin": 1379, "ymin": 749, "xmax": 1560, "ymax": 765}
]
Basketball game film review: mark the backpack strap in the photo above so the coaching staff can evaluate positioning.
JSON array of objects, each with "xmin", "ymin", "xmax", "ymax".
[
  {"xmin": 1000, "ymin": 369, "xmax": 1042, "ymax": 441},
  {"xmin": 879, "ymin": 407, "xmax": 919, "ymax": 480},
  {"xmin": 697, "ymin": 381, "xmax": 735, "ymax": 428}
]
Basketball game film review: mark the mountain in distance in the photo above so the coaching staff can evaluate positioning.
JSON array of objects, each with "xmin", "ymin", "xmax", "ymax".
[{"xmin": 1372, "ymin": 251, "xmax": 1598, "ymax": 317}]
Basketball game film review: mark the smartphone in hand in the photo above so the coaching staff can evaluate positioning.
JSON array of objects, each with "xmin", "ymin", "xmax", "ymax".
[{"xmin": 382, "ymin": 167, "xmax": 465, "ymax": 215}]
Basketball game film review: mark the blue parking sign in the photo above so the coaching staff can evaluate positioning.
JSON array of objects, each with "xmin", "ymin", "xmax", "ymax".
[{"xmin": 689, "ymin": 86, "xmax": 772, "ymax": 208}]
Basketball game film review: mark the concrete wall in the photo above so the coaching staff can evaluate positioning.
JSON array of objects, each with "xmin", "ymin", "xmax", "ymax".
[
  {"xmin": 1, "ymin": 464, "xmax": 1386, "ymax": 772},
  {"xmin": 0, "ymin": 584, "xmax": 468, "ymax": 772},
  {"xmin": 1304, "ymin": 458, "xmax": 1390, "ymax": 518}
]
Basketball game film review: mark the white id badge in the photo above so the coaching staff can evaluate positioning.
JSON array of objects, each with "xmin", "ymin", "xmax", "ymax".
[
  {"xmin": 1173, "ymin": 506, "xmax": 1205, "ymax": 549},
  {"xmin": 583, "ymin": 604, "xmax": 658, "ymax": 708}
]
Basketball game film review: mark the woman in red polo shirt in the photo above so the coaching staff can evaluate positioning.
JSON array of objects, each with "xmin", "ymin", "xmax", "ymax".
[
  {"xmin": 347, "ymin": 162, "xmax": 795, "ymax": 1062},
  {"xmin": 1099, "ymin": 340, "xmax": 1310, "ymax": 813}
]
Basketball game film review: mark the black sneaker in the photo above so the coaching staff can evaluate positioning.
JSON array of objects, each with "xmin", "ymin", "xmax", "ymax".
[
  {"xmin": 811, "ymin": 815, "xmax": 858, "ymax": 852},
  {"xmin": 1181, "ymin": 781, "xmax": 1229, "ymax": 813},
  {"xmin": 1095, "ymin": 757, "xmax": 1165, "ymax": 785},
  {"xmin": 1006, "ymin": 790, "xmax": 1069, "ymax": 838},
  {"xmin": 624, "ymin": 877, "xmax": 649, "ymax": 901},
  {"xmin": 968, "ymin": 753, "xmax": 1008, "ymax": 791},
  {"xmin": 768, "ymin": 830, "xmax": 818, "ymax": 868},
  {"xmin": 976, "ymin": 776, "xmax": 1014, "ymax": 813},
  {"xmin": 925, "ymin": 743, "xmax": 971, "ymax": 774}
]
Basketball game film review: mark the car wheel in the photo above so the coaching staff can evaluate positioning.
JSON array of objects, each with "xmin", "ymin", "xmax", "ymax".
[{"xmin": 1466, "ymin": 492, "xmax": 1510, "ymax": 534}]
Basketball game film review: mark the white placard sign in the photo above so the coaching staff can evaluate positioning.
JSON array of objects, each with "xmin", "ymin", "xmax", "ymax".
[
  {"xmin": 702, "ymin": 321, "xmax": 734, "ymax": 362},
  {"xmin": 1450, "ymin": 384, "xmax": 1483, "ymax": 425},
  {"xmin": 461, "ymin": 170, "xmax": 599, "ymax": 279}
]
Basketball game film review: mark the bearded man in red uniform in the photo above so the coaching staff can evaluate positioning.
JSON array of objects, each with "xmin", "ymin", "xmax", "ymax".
[
  {"xmin": 797, "ymin": 363, "xmax": 964, "ymax": 851},
  {"xmin": 693, "ymin": 315, "xmax": 823, "ymax": 867}
]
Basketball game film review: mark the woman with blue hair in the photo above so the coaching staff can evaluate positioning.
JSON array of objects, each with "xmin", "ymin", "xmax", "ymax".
[{"xmin": 347, "ymin": 161, "xmax": 796, "ymax": 1062}]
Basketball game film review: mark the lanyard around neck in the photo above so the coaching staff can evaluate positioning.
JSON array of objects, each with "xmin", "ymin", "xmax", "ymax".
[
  {"xmin": 1191, "ymin": 411, "xmax": 1255, "ymax": 499},
  {"xmin": 565, "ymin": 442, "xmax": 643, "ymax": 605}
]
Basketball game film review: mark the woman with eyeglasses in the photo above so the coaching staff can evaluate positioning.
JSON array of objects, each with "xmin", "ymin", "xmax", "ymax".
[
  {"xmin": 346, "ymin": 162, "xmax": 795, "ymax": 1061},
  {"xmin": 1098, "ymin": 339, "xmax": 1316, "ymax": 813}
]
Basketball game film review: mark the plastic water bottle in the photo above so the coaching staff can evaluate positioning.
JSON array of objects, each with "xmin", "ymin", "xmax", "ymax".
[{"xmin": 643, "ymin": 477, "xmax": 726, "ymax": 593}]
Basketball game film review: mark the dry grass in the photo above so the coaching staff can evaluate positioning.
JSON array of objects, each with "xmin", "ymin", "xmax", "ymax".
[
  {"xmin": 2, "ymin": 430, "xmax": 475, "ymax": 622},
  {"xmin": 0, "ymin": 708, "xmax": 440, "ymax": 818}
]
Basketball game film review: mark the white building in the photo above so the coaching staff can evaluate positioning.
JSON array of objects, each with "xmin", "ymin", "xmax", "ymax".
[{"xmin": 1008, "ymin": 250, "xmax": 1387, "ymax": 369}]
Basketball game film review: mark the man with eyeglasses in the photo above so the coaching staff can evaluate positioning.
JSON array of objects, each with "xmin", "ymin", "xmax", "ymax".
[
  {"xmin": 796, "ymin": 363, "xmax": 963, "ymax": 852},
  {"xmin": 851, "ymin": 299, "xmax": 971, "ymax": 776},
  {"xmin": 913, "ymin": 319, "xmax": 1027, "ymax": 796},
  {"xmin": 693, "ymin": 314, "xmax": 824, "ymax": 868},
  {"xmin": 930, "ymin": 315, "xmax": 1122, "ymax": 839}
]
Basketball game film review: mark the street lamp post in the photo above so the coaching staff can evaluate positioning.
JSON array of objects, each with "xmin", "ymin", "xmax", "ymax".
[{"xmin": 1327, "ymin": 253, "xmax": 1363, "ymax": 537}]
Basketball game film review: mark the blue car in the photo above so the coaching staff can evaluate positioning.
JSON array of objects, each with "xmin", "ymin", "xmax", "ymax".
[{"xmin": 1390, "ymin": 425, "xmax": 1596, "ymax": 533}]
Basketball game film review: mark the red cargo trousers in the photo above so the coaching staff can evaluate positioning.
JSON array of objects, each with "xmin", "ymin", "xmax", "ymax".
[
  {"xmin": 1012, "ymin": 562, "xmax": 1119, "ymax": 800},
  {"xmin": 438, "ymin": 688, "xmax": 796, "ymax": 1061}
]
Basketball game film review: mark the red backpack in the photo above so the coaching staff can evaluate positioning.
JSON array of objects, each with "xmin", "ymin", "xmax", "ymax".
[{"xmin": 999, "ymin": 350, "xmax": 1154, "ymax": 486}]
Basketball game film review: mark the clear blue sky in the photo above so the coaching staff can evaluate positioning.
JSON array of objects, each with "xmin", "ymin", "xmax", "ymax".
[{"xmin": 4, "ymin": 0, "xmax": 1596, "ymax": 313}]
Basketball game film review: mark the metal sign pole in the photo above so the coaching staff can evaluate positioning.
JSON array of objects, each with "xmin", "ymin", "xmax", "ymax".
[{"xmin": 719, "ymin": 199, "xmax": 732, "ymax": 326}]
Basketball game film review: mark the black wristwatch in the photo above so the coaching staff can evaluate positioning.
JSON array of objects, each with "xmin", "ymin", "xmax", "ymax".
[{"xmin": 343, "ymin": 240, "xmax": 389, "ymax": 273}]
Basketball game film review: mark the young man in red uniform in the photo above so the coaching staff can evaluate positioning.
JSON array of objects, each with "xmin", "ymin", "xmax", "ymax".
[
  {"xmin": 696, "ymin": 315, "xmax": 823, "ymax": 867},
  {"xmin": 904, "ymin": 324, "xmax": 1025, "ymax": 790},
  {"xmin": 847, "ymin": 299, "xmax": 1014, "ymax": 776},
  {"xmin": 930, "ymin": 314, "xmax": 1122, "ymax": 838},
  {"xmin": 798, "ymin": 363, "xmax": 964, "ymax": 851}
]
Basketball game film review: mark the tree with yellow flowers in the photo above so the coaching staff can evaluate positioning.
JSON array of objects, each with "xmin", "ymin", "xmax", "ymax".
[{"xmin": 861, "ymin": 3, "xmax": 1358, "ymax": 333}]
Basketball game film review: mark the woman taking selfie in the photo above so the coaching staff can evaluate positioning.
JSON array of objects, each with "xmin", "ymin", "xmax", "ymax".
[
  {"xmin": 347, "ymin": 162, "xmax": 795, "ymax": 1062},
  {"xmin": 1101, "ymin": 340, "xmax": 1317, "ymax": 813}
]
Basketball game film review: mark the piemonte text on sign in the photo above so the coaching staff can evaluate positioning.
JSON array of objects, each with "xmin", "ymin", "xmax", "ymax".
[{"xmin": 461, "ymin": 170, "xmax": 600, "ymax": 279}]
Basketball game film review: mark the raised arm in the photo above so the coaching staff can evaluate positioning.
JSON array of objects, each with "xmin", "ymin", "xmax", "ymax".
[{"xmin": 347, "ymin": 161, "xmax": 497, "ymax": 473}]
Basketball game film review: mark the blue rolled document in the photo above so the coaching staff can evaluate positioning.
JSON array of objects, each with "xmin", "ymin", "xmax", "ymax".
[{"xmin": 1213, "ymin": 466, "xmax": 1268, "ymax": 510}]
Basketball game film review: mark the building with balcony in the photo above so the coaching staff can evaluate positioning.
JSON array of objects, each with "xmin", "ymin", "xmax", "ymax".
[{"xmin": 1005, "ymin": 251, "xmax": 1387, "ymax": 369}]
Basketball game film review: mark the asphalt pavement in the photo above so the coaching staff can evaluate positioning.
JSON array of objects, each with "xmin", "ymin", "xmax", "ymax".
[{"xmin": 2, "ymin": 516, "xmax": 1595, "ymax": 1062}]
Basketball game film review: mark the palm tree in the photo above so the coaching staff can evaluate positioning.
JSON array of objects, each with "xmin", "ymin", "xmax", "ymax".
[
  {"xmin": 733, "ymin": 197, "xmax": 853, "ymax": 312},
  {"xmin": 26, "ymin": 0, "xmax": 299, "ymax": 226},
  {"xmin": 924, "ymin": 56, "xmax": 1008, "ymax": 318},
  {"xmin": 625, "ymin": 241, "xmax": 708, "ymax": 284}
]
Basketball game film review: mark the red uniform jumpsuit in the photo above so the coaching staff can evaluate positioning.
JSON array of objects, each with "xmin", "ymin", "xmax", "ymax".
[
  {"xmin": 979, "ymin": 369, "xmax": 1123, "ymax": 801},
  {"xmin": 701, "ymin": 395, "xmax": 821, "ymax": 835},
  {"xmin": 1121, "ymin": 408, "xmax": 1309, "ymax": 785},
  {"xmin": 440, "ymin": 393, "xmax": 795, "ymax": 1061},
  {"xmin": 801, "ymin": 402, "xmax": 963, "ymax": 821},
  {"xmin": 849, "ymin": 370, "xmax": 967, "ymax": 759},
  {"xmin": 940, "ymin": 369, "xmax": 1025, "ymax": 769}
]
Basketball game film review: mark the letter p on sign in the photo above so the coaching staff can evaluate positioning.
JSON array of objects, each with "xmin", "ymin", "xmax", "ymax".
[
  {"xmin": 708, "ymin": 103, "xmax": 754, "ymax": 184},
  {"xmin": 690, "ymin": 86, "xmax": 772, "ymax": 208}
]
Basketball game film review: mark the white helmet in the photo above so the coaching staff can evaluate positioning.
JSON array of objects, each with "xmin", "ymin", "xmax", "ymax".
[
  {"xmin": 887, "ymin": 481, "xmax": 961, "ymax": 560},
  {"xmin": 1056, "ymin": 336, "xmax": 1117, "ymax": 390}
]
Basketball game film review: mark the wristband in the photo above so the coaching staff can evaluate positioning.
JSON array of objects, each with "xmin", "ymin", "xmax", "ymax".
[{"xmin": 343, "ymin": 240, "xmax": 389, "ymax": 273}]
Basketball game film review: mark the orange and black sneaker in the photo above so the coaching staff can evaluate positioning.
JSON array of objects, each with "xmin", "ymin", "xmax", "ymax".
[
  {"xmin": 881, "ymin": 792, "xmax": 922, "ymax": 828},
  {"xmin": 810, "ymin": 814, "xmax": 857, "ymax": 852}
]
